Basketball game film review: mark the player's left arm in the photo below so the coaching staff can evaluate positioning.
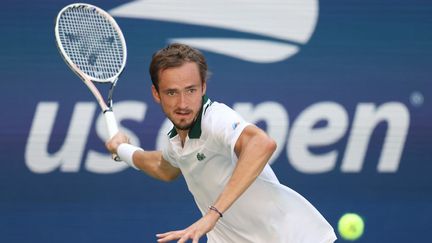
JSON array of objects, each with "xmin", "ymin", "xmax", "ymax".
[
  {"xmin": 156, "ymin": 124, "xmax": 276, "ymax": 243},
  {"xmin": 212, "ymin": 124, "xmax": 277, "ymax": 214}
]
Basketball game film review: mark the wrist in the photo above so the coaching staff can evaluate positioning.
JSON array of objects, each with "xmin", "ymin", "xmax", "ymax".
[
  {"xmin": 117, "ymin": 143, "xmax": 143, "ymax": 170},
  {"xmin": 208, "ymin": 205, "xmax": 223, "ymax": 219}
]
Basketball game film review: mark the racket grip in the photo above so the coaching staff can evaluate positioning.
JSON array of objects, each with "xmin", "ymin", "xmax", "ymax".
[
  {"xmin": 104, "ymin": 110, "xmax": 118, "ymax": 138},
  {"xmin": 104, "ymin": 110, "xmax": 121, "ymax": 161}
]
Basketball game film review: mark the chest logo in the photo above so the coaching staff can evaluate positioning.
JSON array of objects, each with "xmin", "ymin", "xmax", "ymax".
[{"xmin": 196, "ymin": 153, "xmax": 206, "ymax": 161}]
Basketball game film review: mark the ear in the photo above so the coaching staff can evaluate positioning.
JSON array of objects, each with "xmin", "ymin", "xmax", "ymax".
[{"xmin": 151, "ymin": 85, "xmax": 161, "ymax": 103}]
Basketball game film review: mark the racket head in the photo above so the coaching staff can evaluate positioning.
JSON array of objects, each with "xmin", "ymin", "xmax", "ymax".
[{"xmin": 55, "ymin": 3, "xmax": 127, "ymax": 83}]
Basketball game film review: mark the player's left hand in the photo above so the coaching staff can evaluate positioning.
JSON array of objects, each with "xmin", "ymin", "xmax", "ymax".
[{"xmin": 156, "ymin": 211, "xmax": 220, "ymax": 243}]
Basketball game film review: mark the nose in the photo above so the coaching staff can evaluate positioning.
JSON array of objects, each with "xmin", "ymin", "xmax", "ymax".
[{"xmin": 177, "ymin": 92, "xmax": 188, "ymax": 109}]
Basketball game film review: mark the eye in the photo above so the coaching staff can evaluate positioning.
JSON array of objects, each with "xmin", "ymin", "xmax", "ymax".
[
  {"xmin": 166, "ymin": 90, "xmax": 177, "ymax": 96},
  {"xmin": 186, "ymin": 88, "xmax": 197, "ymax": 94}
]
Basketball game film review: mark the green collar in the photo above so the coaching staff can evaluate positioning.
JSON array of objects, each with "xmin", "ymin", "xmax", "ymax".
[{"xmin": 168, "ymin": 95, "xmax": 211, "ymax": 139}]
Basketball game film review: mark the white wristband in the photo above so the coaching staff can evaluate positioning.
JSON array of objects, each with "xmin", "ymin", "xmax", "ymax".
[{"xmin": 117, "ymin": 144, "xmax": 143, "ymax": 170}]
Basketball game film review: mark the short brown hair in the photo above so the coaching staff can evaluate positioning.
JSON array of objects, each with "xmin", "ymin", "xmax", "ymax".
[{"xmin": 149, "ymin": 43, "xmax": 208, "ymax": 91}]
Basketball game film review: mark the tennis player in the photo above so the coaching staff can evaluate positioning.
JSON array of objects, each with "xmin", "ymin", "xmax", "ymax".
[{"xmin": 106, "ymin": 43, "xmax": 337, "ymax": 243}]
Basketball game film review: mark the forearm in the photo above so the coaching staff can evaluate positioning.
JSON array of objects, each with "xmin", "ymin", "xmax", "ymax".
[
  {"xmin": 133, "ymin": 150, "xmax": 180, "ymax": 182},
  {"xmin": 212, "ymin": 133, "xmax": 276, "ymax": 214},
  {"xmin": 107, "ymin": 134, "xmax": 180, "ymax": 182}
]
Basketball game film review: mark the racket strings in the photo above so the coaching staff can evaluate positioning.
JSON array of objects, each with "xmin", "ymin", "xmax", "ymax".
[{"xmin": 57, "ymin": 6, "xmax": 125, "ymax": 80}]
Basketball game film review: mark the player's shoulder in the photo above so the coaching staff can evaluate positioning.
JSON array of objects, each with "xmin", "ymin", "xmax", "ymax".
[
  {"xmin": 201, "ymin": 100, "xmax": 242, "ymax": 132},
  {"xmin": 202, "ymin": 100, "xmax": 235, "ymax": 122}
]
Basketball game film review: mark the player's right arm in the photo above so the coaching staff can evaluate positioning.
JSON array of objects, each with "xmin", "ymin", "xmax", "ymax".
[
  {"xmin": 133, "ymin": 150, "xmax": 181, "ymax": 182},
  {"xmin": 106, "ymin": 132, "xmax": 181, "ymax": 182}
]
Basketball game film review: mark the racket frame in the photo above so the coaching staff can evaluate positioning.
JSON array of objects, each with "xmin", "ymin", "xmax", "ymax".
[{"xmin": 54, "ymin": 3, "xmax": 128, "ymax": 160}]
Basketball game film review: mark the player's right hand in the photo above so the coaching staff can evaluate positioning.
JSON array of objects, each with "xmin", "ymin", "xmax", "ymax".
[{"xmin": 105, "ymin": 132, "xmax": 130, "ymax": 154}]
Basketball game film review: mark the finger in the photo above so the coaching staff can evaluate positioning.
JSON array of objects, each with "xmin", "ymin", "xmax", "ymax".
[
  {"xmin": 157, "ymin": 229, "xmax": 185, "ymax": 237},
  {"xmin": 156, "ymin": 231, "xmax": 174, "ymax": 238},
  {"xmin": 192, "ymin": 235, "xmax": 200, "ymax": 243},
  {"xmin": 177, "ymin": 232, "xmax": 192, "ymax": 243},
  {"xmin": 157, "ymin": 235, "xmax": 179, "ymax": 243},
  {"xmin": 157, "ymin": 230, "xmax": 184, "ymax": 242}
]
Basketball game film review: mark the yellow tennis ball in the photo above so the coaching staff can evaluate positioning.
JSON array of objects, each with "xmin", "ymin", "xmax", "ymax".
[{"xmin": 338, "ymin": 213, "xmax": 364, "ymax": 241}]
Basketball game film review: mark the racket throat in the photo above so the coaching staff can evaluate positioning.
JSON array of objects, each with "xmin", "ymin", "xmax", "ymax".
[{"xmin": 106, "ymin": 79, "xmax": 118, "ymax": 110}]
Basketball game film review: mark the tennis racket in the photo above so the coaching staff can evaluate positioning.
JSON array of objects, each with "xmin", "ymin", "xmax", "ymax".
[{"xmin": 55, "ymin": 3, "xmax": 127, "ymax": 161}]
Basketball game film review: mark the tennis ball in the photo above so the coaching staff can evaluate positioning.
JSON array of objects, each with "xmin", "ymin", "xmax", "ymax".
[{"xmin": 338, "ymin": 213, "xmax": 364, "ymax": 241}]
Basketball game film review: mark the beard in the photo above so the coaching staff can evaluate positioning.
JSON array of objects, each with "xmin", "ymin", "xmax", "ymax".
[
  {"xmin": 171, "ymin": 109, "xmax": 199, "ymax": 131},
  {"xmin": 174, "ymin": 120, "xmax": 194, "ymax": 131}
]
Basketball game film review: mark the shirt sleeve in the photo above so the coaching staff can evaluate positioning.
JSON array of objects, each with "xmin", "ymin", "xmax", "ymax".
[
  {"xmin": 207, "ymin": 103, "xmax": 252, "ymax": 157},
  {"xmin": 161, "ymin": 144, "xmax": 179, "ymax": 168}
]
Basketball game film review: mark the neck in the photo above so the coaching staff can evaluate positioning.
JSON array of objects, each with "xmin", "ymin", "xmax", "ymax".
[{"xmin": 178, "ymin": 129, "xmax": 189, "ymax": 147}]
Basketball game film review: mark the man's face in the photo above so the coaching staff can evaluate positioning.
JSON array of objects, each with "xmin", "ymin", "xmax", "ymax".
[{"xmin": 152, "ymin": 62, "xmax": 206, "ymax": 131}]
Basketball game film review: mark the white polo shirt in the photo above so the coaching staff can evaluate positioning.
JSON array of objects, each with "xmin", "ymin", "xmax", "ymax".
[{"xmin": 162, "ymin": 97, "xmax": 337, "ymax": 243}]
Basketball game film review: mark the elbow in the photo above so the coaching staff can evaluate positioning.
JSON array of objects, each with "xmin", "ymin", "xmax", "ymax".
[
  {"xmin": 265, "ymin": 137, "xmax": 277, "ymax": 155},
  {"xmin": 254, "ymin": 136, "xmax": 276, "ymax": 172},
  {"xmin": 158, "ymin": 171, "xmax": 180, "ymax": 182},
  {"xmin": 255, "ymin": 134, "xmax": 277, "ymax": 158},
  {"xmin": 160, "ymin": 175, "xmax": 177, "ymax": 182}
]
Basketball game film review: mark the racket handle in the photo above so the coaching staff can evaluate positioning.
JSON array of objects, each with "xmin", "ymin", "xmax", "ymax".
[{"xmin": 104, "ymin": 110, "xmax": 121, "ymax": 161}]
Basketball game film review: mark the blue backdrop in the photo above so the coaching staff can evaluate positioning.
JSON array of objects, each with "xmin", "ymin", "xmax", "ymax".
[{"xmin": 1, "ymin": 0, "xmax": 431, "ymax": 242}]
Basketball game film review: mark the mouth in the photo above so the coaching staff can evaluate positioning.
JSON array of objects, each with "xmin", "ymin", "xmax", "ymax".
[
  {"xmin": 174, "ymin": 110, "xmax": 192, "ymax": 118},
  {"xmin": 172, "ymin": 110, "xmax": 195, "ymax": 131}
]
